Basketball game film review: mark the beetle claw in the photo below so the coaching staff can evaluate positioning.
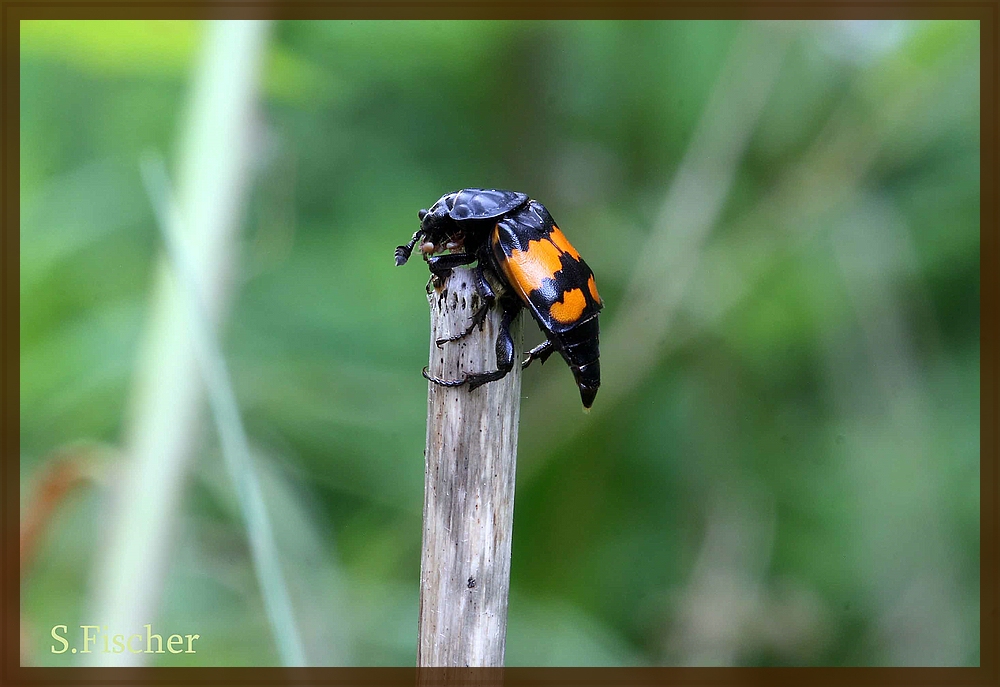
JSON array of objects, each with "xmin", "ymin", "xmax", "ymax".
[{"xmin": 422, "ymin": 366, "xmax": 469, "ymax": 388}]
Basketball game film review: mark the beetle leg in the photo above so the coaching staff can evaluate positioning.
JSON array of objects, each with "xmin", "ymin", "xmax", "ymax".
[
  {"xmin": 426, "ymin": 252, "xmax": 476, "ymax": 271},
  {"xmin": 423, "ymin": 298, "xmax": 522, "ymax": 391},
  {"xmin": 466, "ymin": 298, "xmax": 521, "ymax": 390},
  {"xmin": 521, "ymin": 339, "xmax": 556, "ymax": 369},
  {"xmin": 421, "ymin": 366, "xmax": 467, "ymax": 388},
  {"xmin": 472, "ymin": 263, "xmax": 497, "ymax": 326},
  {"xmin": 435, "ymin": 263, "xmax": 496, "ymax": 347},
  {"xmin": 426, "ymin": 252, "xmax": 476, "ymax": 287}
]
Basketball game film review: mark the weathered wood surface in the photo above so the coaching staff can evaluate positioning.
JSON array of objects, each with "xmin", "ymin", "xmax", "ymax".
[{"xmin": 417, "ymin": 267, "xmax": 523, "ymax": 668}]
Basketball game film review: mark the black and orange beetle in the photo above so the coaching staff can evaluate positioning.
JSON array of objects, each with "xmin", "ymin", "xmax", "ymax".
[{"xmin": 395, "ymin": 188, "xmax": 603, "ymax": 408}]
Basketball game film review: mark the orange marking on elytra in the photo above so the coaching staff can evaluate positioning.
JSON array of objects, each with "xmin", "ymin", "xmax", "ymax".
[
  {"xmin": 550, "ymin": 288, "xmax": 587, "ymax": 324},
  {"xmin": 548, "ymin": 226, "xmax": 581, "ymax": 260},
  {"xmin": 587, "ymin": 275, "xmax": 602, "ymax": 305},
  {"xmin": 504, "ymin": 238, "xmax": 564, "ymax": 295}
]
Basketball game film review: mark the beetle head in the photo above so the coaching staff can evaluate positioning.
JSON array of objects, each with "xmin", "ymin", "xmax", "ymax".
[
  {"xmin": 395, "ymin": 194, "xmax": 459, "ymax": 267},
  {"xmin": 419, "ymin": 198, "xmax": 454, "ymax": 236},
  {"xmin": 421, "ymin": 201, "xmax": 463, "ymax": 248}
]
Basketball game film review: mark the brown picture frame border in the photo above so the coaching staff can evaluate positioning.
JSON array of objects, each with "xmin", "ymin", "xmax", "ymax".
[{"xmin": 3, "ymin": 3, "xmax": 995, "ymax": 685}]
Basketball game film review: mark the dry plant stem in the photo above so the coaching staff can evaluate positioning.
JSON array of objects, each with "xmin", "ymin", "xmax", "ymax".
[{"xmin": 418, "ymin": 267, "xmax": 523, "ymax": 668}]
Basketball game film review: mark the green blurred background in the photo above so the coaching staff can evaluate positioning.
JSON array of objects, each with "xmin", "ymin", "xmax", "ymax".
[{"xmin": 19, "ymin": 19, "xmax": 980, "ymax": 666}]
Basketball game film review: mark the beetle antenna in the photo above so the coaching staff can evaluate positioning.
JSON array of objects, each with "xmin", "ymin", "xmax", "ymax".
[{"xmin": 395, "ymin": 230, "xmax": 423, "ymax": 266}]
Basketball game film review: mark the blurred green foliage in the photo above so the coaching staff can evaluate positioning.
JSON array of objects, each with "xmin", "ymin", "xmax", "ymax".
[{"xmin": 20, "ymin": 20, "xmax": 979, "ymax": 666}]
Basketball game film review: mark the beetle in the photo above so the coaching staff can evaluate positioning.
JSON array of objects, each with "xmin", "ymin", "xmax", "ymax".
[{"xmin": 395, "ymin": 188, "xmax": 603, "ymax": 408}]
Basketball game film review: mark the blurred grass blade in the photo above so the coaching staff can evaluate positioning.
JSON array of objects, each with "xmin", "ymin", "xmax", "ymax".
[
  {"xmin": 521, "ymin": 21, "xmax": 795, "ymax": 467},
  {"xmin": 606, "ymin": 21, "xmax": 795, "ymax": 404},
  {"xmin": 141, "ymin": 154, "xmax": 307, "ymax": 667},
  {"xmin": 85, "ymin": 20, "xmax": 272, "ymax": 667}
]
